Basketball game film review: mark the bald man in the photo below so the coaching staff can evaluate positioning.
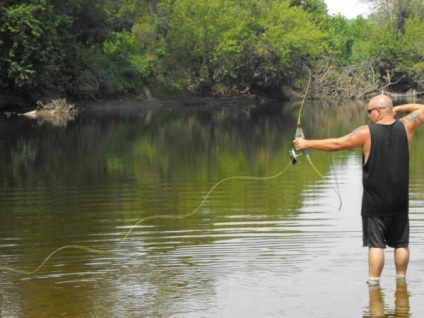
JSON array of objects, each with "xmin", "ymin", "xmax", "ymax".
[{"xmin": 293, "ymin": 95, "xmax": 424, "ymax": 285}]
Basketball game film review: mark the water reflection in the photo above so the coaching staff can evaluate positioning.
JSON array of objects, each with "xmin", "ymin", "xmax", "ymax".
[
  {"xmin": 364, "ymin": 281, "xmax": 410, "ymax": 318},
  {"xmin": 0, "ymin": 98, "xmax": 423, "ymax": 317},
  {"xmin": 21, "ymin": 110, "xmax": 77, "ymax": 127}
]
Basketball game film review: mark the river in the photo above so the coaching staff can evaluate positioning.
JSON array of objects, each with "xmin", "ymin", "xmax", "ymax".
[{"xmin": 1, "ymin": 97, "xmax": 423, "ymax": 317}]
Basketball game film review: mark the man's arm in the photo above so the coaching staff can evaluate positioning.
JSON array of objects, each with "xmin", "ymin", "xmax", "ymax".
[
  {"xmin": 394, "ymin": 104, "xmax": 424, "ymax": 140},
  {"xmin": 393, "ymin": 103, "xmax": 424, "ymax": 115},
  {"xmin": 394, "ymin": 103, "xmax": 424, "ymax": 127},
  {"xmin": 293, "ymin": 125, "xmax": 369, "ymax": 152}
]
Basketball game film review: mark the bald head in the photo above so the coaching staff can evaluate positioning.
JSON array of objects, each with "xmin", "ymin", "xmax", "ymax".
[
  {"xmin": 367, "ymin": 95, "xmax": 395, "ymax": 123},
  {"xmin": 369, "ymin": 95, "xmax": 393, "ymax": 111}
]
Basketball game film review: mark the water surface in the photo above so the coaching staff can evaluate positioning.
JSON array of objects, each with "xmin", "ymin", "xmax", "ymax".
[{"xmin": 1, "ymin": 98, "xmax": 423, "ymax": 317}]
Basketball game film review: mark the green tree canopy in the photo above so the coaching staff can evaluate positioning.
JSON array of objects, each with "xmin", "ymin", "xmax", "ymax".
[{"xmin": 0, "ymin": 0, "xmax": 423, "ymax": 105}]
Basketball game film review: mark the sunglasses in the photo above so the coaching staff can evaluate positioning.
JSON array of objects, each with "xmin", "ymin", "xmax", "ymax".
[{"xmin": 367, "ymin": 107, "xmax": 386, "ymax": 114}]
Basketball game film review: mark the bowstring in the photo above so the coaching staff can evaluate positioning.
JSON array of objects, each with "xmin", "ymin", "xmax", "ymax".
[
  {"xmin": 297, "ymin": 66, "xmax": 312, "ymax": 126},
  {"xmin": 296, "ymin": 66, "xmax": 342, "ymax": 211}
]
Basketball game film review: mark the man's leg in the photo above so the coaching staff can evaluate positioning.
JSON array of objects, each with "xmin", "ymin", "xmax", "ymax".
[
  {"xmin": 394, "ymin": 247, "xmax": 410, "ymax": 278},
  {"xmin": 369, "ymin": 247, "xmax": 385, "ymax": 279}
]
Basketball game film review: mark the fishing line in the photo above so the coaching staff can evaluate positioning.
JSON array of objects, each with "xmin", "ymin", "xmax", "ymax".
[
  {"xmin": 1, "ymin": 66, "xmax": 329, "ymax": 276},
  {"xmin": 117, "ymin": 162, "xmax": 293, "ymax": 248},
  {"xmin": 0, "ymin": 161, "xmax": 293, "ymax": 275},
  {"xmin": 0, "ymin": 245, "xmax": 109, "ymax": 275}
]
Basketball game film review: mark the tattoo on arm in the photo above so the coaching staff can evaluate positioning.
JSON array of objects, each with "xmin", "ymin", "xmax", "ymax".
[
  {"xmin": 346, "ymin": 126, "xmax": 365, "ymax": 142},
  {"xmin": 405, "ymin": 112, "xmax": 423, "ymax": 124}
]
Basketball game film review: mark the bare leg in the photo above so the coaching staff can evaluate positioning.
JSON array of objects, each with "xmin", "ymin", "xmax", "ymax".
[
  {"xmin": 394, "ymin": 247, "xmax": 410, "ymax": 277},
  {"xmin": 369, "ymin": 247, "xmax": 385, "ymax": 279}
]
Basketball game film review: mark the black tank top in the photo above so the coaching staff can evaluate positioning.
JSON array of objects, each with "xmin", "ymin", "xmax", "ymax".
[{"xmin": 361, "ymin": 121, "xmax": 409, "ymax": 216}]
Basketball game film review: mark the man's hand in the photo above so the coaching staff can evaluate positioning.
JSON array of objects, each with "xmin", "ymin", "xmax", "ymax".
[{"xmin": 293, "ymin": 138, "xmax": 308, "ymax": 151}]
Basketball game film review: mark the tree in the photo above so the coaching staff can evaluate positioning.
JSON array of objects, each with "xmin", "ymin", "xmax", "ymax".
[
  {"xmin": 0, "ymin": 1, "xmax": 62, "ymax": 96},
  {"xmin": 397, "ymin": 17, "xmax": 424, "ymax": 91},
  {"xmin": 290, "ymin": 0, "xmax": 328, "ymax": 17},
  {"xmin": 364, "ymin": 0, "xmax": 424, "ymax": 33},
  {"xmin": 155, "ymin": 0, "xmax": 327, "ymax": 97}
]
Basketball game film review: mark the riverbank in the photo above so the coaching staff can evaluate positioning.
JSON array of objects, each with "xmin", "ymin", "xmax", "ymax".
[{"xmin": 0, "ymin": 94, "xmax": 283, "ymax": 116}]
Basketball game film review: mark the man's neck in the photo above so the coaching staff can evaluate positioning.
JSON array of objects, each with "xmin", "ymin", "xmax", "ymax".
[{"xmin": 375, "ymin": 116, "xmax": 395, "ymax": 125}]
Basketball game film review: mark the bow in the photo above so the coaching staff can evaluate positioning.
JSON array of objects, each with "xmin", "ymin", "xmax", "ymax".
[{"xmin": 289, "ymin": 66, "xmax": 343, "ymax": 211}]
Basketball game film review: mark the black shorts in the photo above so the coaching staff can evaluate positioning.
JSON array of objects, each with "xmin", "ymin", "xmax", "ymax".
[{"xmin": 362, "ymin": 214, "xmax": 409, "ymax": 248}]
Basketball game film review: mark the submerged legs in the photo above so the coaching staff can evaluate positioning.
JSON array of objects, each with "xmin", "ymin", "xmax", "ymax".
[{"xmin": 367, "ymin": 247, "xmax": 410, "ymax": 284}]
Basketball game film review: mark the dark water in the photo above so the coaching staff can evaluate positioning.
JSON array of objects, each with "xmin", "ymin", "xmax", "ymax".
[{"xmin": 1, "ymin": 98, "xmax": 423, "ymax": 317}]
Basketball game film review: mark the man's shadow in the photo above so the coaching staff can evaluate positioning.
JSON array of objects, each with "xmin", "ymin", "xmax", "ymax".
[{"xmin": 364, "ymin": 280, "xmax": 410, "ymax": 317}]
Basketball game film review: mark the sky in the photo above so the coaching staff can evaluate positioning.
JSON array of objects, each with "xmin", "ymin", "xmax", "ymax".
[{"xmin": 323, "ymin": 0, "xmax": 371, "ymax": 19}]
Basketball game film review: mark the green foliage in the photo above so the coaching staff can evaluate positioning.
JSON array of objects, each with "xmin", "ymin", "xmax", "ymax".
[
  {"xmin": 0, "ymin": 1, "xmax": 61, "ymax": 93},
  {"xmin": 158, "ymin": 0, "xmax": 252, "ymax": 93},
  {"xmin": 1, "ymin": 0, "xmax": 424, "ymax": 102},
  {"xmin": 345, "ymin": 17, "xmax": 405, "ymax": 88},
  {"xmin": 0, "ymin": 0, "xmax": 135, "ymax": 100},
  {"xmin": 290, "ymin": 0, "xmax": 328, "ymax": 17},
  {"xmin": 259, "ymin": 1, "xmax": 327, "ymax": 65},
  {"xmin": 397, "ymin": 17, "xmax": 424, "ymax": 89},
  {"xmin": 157, "ymin": 0, "xmax": 328, "ymax": 96},
  {"xmin": 344, "ymin": 17, "xmax": 374, "ymax": 63},
  {"xmin": 321, "ymin": 15, "xmax": 356, "ymax": 64}
]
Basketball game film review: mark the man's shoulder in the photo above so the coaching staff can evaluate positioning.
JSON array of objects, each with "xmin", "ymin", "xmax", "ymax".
[
  {"xmin": 356, "ymin": 124, "xmax": 371, "ymax": 135},
  {"xmin": 350, "ymin": 125, "xmax": 370, "ymax": 146}
]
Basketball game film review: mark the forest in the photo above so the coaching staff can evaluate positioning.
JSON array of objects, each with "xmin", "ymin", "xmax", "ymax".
[{"xmin": 1, "ymin": 0, "xmax": 423, "ymax": 106}]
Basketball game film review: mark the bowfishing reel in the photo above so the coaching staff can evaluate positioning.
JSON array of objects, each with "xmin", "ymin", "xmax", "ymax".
[
  {"xmin": 289, "ymin": 124, "xmax": 309, "ymax": 164},
  {"xmin": 288, "ymin": 148, "xmax": 303, "ymax": 164}
]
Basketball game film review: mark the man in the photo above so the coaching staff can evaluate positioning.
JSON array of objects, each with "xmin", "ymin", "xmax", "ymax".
[{"xmin": 293, "ymin": 95, "xmax": 424, "ymax": 285}]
